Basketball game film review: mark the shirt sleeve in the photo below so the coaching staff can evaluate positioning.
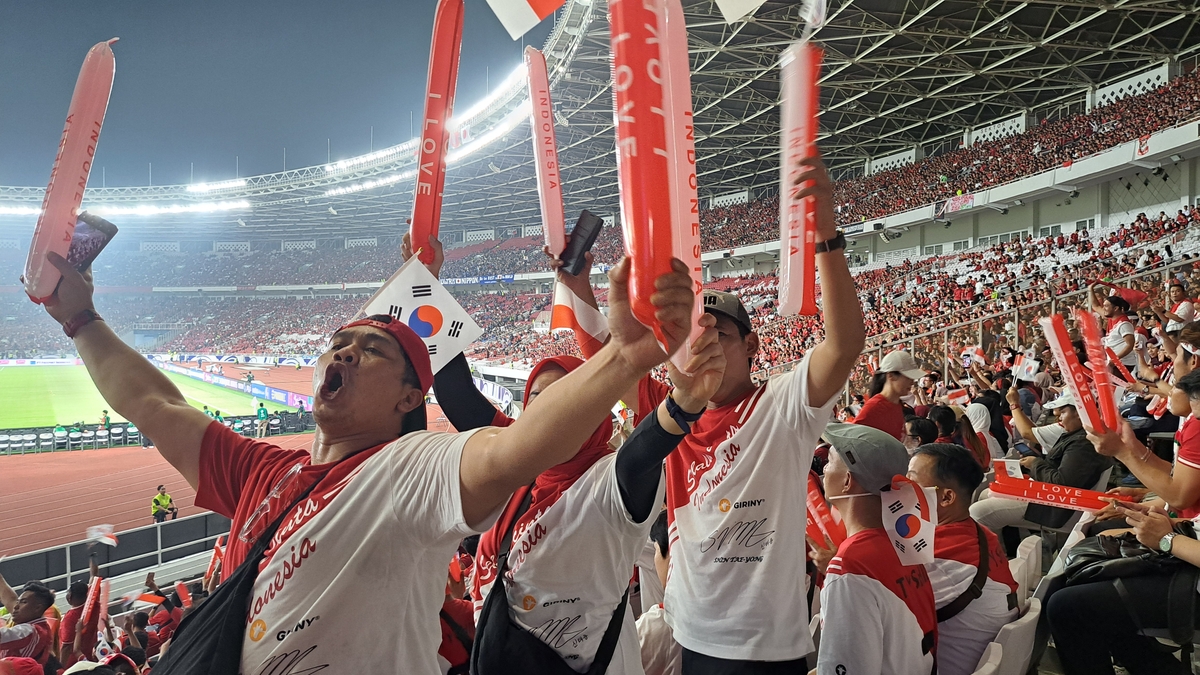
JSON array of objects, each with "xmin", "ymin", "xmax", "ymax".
[
  {"xmin": 1180, "ymin": 302, "xmax": 1196, "ymax": 322},
  {"xmin": 390, "ymin": 429, "xmax": 494, "ymax": 544},
  {"xmin": 0, "ymin": 624, "xmax": 41, "ymax": 658},
  {"xmin": 777, "ymin": 351, "xmax": 841, "ymax": 434},
  {"xmin": 818, "ymin": 574, "xmax": 885, "ymax": 675},
  {"xmin": 195, "ymin": 421, "xmax": 300, "ymax": 518}
]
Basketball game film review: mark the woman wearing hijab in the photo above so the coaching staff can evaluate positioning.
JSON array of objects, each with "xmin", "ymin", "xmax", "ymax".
[
  {"xmin": 966, "ymin": 403, "xmax": 1005, "ymax": 459},
  {"xmin": 432, "ymin": 337, "xmax": 724, "ymax": 674}
]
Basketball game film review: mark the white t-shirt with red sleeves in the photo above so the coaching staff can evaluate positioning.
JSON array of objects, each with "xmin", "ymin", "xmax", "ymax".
[
  {"xmin": 925, "ymin": 519, "xmax": 1019, "ymax": 675},
  {"xmin": 642, "ymin": 352, "xmax": 838, "ymax": 661},
  {"xmin": 820, "ymin": 529, "xmax": 938, "ymax": 675},
  {"xmin": 470, "ymin": 453, "xmax": 661, "ymax": 674},
  {"xmin": 195, "ymin": 422, "xmax": 490, "ymax": 675}
]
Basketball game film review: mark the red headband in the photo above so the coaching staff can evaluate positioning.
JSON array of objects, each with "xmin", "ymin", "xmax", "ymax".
[{"xmin": 334, "ymin": 318, "xmax": 434, "ymax": 393}]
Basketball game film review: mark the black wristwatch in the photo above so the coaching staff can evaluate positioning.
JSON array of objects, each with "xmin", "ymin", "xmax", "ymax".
[
  {"xmin": 665, "ymin": 393, "xmax": 704, "ymax": 434},
  {"xmin": 815, "ymin": 231, "xmax": 847, "ymax": 254}
]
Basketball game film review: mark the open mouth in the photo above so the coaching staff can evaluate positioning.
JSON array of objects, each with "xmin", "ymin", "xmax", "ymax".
[{"xmin": 318, "ymin": 364, "xmax": 348, "ymax": 400}]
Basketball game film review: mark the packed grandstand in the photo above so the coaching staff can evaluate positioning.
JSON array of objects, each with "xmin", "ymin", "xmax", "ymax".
[{"xmin": 7, "ymin": 1, "xmax": 1200, "ymax": 675}]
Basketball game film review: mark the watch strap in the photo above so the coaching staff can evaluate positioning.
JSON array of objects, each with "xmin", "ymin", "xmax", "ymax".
[
  {"xmin": 63, "ymin": 309, "xmax": 103, "ymax": 338},
  {"xmin": 665, "ymin": 394, "xmax": 703, "ymax": 434},
  {"xmin": 814, "ymin": 231, "xmax": 847, "ymax": 254}
]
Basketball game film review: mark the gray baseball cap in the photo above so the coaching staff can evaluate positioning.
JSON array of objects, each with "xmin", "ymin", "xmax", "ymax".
[
  {"xmin": 702, "ymin": 290, "xmax": 753, "ymax": 334},
  {"xmin": 823, "ymin": 423, "xmax": 911, "ymax": 495}
]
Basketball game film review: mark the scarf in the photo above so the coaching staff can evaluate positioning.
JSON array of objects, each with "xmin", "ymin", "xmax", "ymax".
[{"xmin": 473, "ymin": 355, "xmax": 614, "ymax": 594}]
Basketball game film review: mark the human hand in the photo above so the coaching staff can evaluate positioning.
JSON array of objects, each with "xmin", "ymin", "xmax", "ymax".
[
  {"xmin": 806, "ymin": 533, "xmax": 836, "ymax": 575},
  {"xmin": 667, "ymin": 314, "xmax": 725, "ymax": 413},
  {"xmin": 401, "ymin": 232, "xmax": 445, "ymax": 279},
  {"xmin": 41, "ymin": 252, "xmax": 96, "ymax": 325},
  {"xmin": 546, "ymin": 237, "xmax": 595, "ymax": 297},
  {"xmin": 1005, "ymin": 386, "xmax": 1021, "ymax": 409},
  {"xmin": 1019, "ymin": 456, "xmax": 1040, "ymax": 469},
  {"xmin": 1086, "ymin": 421, "xmax": 1142, "ymax": 459},
  {"xmin": 1107, "ymin": 486, "xmax": 1151, "ymax": 501},
  {"xmin": 791, "ymin": 153, "xmax": 837, "ymax": 241},
  {"xmin": 606, "ymin": 258, "xmax": 696, "ymax": 372},
  {"xmin": 1115, "ymin": 501, "xmax": 1174, "ymax": 550}
]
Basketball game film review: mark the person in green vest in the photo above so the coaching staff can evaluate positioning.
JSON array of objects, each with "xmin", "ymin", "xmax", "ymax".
[
  {"xmin": 151, "ymin": 485, "xmax": 177, "ymax": 523},
  {"xmin": 53, "ymin": 424, "xmax": 66, "ymax": 434},
  {"xmin": 256, "ymin": 402, "xmax": 269, "ymax": 438},
  {"xmin": 213, "ymin": 410, "xmax": 224, "ymax": 424},
  {"xmin": 202, "ymin": 406, "xmax": 214, "ymax": 419},
  {"xmin": 98, "ymin": 410, "xmax": 111, "ymax": 430}
]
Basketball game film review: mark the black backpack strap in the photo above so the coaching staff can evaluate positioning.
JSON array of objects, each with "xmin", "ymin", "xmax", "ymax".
[
  {"xmin": 496, "ymin": 486, "xmax": 535, "ymax": 577},
  {"xmin": 441, "ymin": 608, "xmax": 474, "ymax": 654},
  {"xmin": 1167, "ymin": 565, "xmax": 1200, "ymax": 645},
  {"xmin": 936, "ymin": 522, "xmax": 991, "ymax": 623},
  {"xmin": 585, "ymin": 586, "xmax": 631, "ymax": 675}
]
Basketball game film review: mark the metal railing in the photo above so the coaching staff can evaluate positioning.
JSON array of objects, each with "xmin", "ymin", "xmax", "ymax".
[
  {"xmin": 757, "ymin": 247, "xmax": 1198, "ymax": 401},
  {"xmin": 0, "ymin": 512, "xmax": 230, "ymax": 592}
]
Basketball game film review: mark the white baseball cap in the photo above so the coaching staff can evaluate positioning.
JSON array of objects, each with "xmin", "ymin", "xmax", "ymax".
[
  {"xmin": 878, "ymin": 350, "xmax": 927, "ymax": 380},
  {"xmin": 1044, "ymin": 390, "xmax": 1077, "ymax": 410}
]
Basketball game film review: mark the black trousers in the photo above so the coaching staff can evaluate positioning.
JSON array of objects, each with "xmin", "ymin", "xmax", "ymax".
[
  {"xmin": 1046, "ymin": 576, "xmax": 1193, "ymax": 675},
  {"xmin": 682, "ymin": 649, "xmax": 808, "ymax": 675}
]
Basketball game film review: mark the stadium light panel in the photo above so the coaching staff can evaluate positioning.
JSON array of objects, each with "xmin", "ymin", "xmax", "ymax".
[
  {"xmin": 187, "ymin": 178, "xmax": 248, "ymax": 193},
  {"xmin": 324, "ymin": 170, "xmax": 418, "ymax": 197},
  {"xmin": 0, "ymin": 206, "xmax": 41, "ymax": 216},
  {"xmin": 85, "ymin": 200, "xmax": 252, "ymax": 216}
]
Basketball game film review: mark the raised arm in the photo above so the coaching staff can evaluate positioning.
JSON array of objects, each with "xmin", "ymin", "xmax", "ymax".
[
  {"xmin": 39, "ymin": 254, "xmax": 210, "ymax": 488},
  {"xmin": 433, "ymin": 354, "xmax": 502, "ymax": 431},
  {"xmin": 1091, "ymin": 423, "xmax": 1200, "ymax": 511},
  {"xmin": 0, "ymin": 566, "xmax": 17, "ymax": 611},
  {"xmin": 1006, "ymin": 387, "xmax": 1037, "ymax": 446},
  {"xmin": 795, "ymin": 154, "xmax": 866, "ymax": 406},
  {"xmin": 616, "ymin": 315, "xmax": 725, "ymax": 523},
  {"xmin": 458, "ymin": 258, "xmax": 695, "ymax": 527}
]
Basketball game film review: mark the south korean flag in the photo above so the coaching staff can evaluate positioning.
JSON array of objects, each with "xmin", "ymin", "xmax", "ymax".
[
  {"xmin": 882, "ymin": 475, "xmax": 937, "ymax": 566},
  {"xmin": 359, "ymin": 256, "xmax": 483, "ymax": 373}
]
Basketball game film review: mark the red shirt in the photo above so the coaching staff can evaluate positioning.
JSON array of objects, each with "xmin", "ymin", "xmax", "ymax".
[
  {"xmin": 854, "ymin": 394, "xmax": 907, "ymax": 440},
  {"xmin": 59, "ymin": 606, "xmax": 83, "ymax": 666},
  {"xmin": 0, "ymin": 619, "xmax": 52, "ymax": 664},
  {"xmin": 438, "ymin": 598, "xmax": 475, "ymax": 670},
  {"xmin": 1175, "ymin": 416, "xmax": 1200, "ymax": 518},
  {"xmin": 150, "ymin": 607, "xmax": 183, "ymax": 642}
]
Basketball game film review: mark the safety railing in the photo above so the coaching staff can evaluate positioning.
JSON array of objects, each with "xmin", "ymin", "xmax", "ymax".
[
  {"xmin": 757, "ymin": 251, "xmax": 1198, "ymax": 402},
  {"xmin": 0, "ymin": 512, "xmax": 230, "ymax": 593}
]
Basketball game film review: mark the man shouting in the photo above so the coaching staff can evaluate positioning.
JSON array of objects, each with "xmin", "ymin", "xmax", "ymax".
[{"xmin": 39, "ymin": 251, "xmax": 697, "ymax": 674}]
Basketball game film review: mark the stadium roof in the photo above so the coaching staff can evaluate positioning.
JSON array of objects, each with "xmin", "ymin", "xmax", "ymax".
[{"xmin": 2, "ymin": 0, "xmax": 1198, "ymax": 241}]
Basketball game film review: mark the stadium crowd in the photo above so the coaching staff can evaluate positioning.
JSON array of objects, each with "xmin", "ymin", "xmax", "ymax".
[{"xmin": 11, "ymin": 186, "xmax": 1200, "ymax": 675}]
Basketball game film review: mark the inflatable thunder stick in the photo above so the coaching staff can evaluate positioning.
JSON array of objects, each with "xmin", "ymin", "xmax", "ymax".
[
  {"xmin": 806, "ymin": 472, "xmax": 846, "ymax": 546},
  {"xmin": 409, "ymin": 0, "xmax": 464, "ymax": 264},
  {"xmin": 777, "ymin": 43, "xmax": 822, "ymax": 316},
  {"xmin": 1105, "ymin": 346, "xmax": 1137, "ymax": 384},
  {"xmin": 79, "ymin": 576, "xmax": 104, "ymax": 658},
  {"xmin": 24, "ymin": 39, "xmax": 117, "ymax": 304},
  {"xmin": 525, "ymin": 47, "xmax": 566, "ymax": 258},
  {"xmin": 661, "ymin": 0, "xmax": 705, "ymax": 372},
  {"xmin": 1038, "ymin": 314, "xmax": 1106, "ymax": 432},
  {"xmin": 609, "ymin": 0, "xmax": 676, "ymax": 346},
  {"xmin": 1076, "ymin": 308, "xmax": 1120, "ymax": 431}
]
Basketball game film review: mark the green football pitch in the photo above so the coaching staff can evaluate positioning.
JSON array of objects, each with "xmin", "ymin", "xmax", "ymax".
[{"xmin": 0, "ymin": 365, "xmax": 268, "ymax": 429}]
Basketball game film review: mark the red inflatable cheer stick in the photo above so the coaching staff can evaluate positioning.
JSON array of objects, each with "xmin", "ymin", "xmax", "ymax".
[
  {"xmin": 409, "ymin": 0, "xmax": 464, "ymax": 264},
  {"xmin": 806, "ymin": 471, "xmax": 846, "ymax": 547},
  {"xmin": 1076, "ymin": 308, "xmax": 1120, "ymax": 432},
  {"xmin": 525, "ymin": 47, "xmax": 566, "ymax": 258},
  {"xmin": 1105, "ymin": 346, "xmax": 1137, "ymax": 385},
  {"xmin": 78, "ymin": 576, "xmax": 103, "ymax": 658},
  {"xmin": 24, "ymin": 39, "xmax": 117, "ymax": 304},
  {"xmin": 777, "ymin": 42, "xmax": 822, "ymax": 316},
  {"xmin": 1039, "ymin": 314, "xmax": 1106, "ymax": 432},
  {"xmin": 661, "ymin": 0, "xmax": 704, "ymax": 371},
  {"xmin": 610, "ymin": 0, "xmax": 676, "ymax": 346}
]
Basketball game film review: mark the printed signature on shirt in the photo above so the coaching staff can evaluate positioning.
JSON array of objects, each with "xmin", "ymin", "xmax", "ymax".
[
  {"xmin": 254, "ymin": 645, "xmax": 328, "ymax": 675},
  {"xmin": 700, "ymin": 518, "xmax": 775, "ymax": 557},
  {"xmin": 530, "ymin": 614, "xmax": 587, "ymax": 650}
]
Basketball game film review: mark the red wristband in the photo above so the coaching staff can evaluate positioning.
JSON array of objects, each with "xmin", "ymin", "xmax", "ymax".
[{"xmin": 63, "ymin": 309, "xmax": 103, "ymax": 338}]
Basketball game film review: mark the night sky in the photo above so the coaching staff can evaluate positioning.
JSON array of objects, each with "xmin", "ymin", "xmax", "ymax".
[{"xmin": 0, "ymin": 1, "xmax": 553, "ymax": 188}]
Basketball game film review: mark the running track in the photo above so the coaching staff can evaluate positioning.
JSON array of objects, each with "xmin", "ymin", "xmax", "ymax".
[{"xmin": 1, "ymin": 405, "xmax": 453, "ymax": 556}]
